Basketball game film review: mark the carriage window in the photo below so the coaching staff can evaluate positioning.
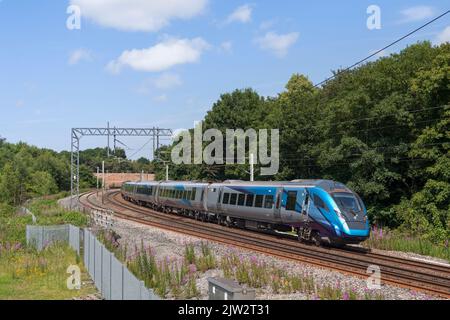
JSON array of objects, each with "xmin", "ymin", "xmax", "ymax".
[
  {"xmin": 238, "ymin": 194, "xmax": 245, "ymax": 206},
  {"xmin": 200, "ymin": 190, "xmax": 204, "ymax": 201},
  {"xmin": 286, "ymin": 191, "xmax": 297, "ymax": 211},
  {"xmin": 229, "ymin": 194, "xmax": 237, "ymax": 205},
  {"xmin": 264, "ymin": 195, "xmax": 274, "ymax": 209},
  {"xmin": 246, "ymin": 194, "xmax": 254, "ymax": 207},
  {"xmin": 191, "ymin": 189, "xmax": 196, "ymax": 200},
  {"xmin": 314, "ymin": 195, "xmax": 328, "ymax": 211},
  {"xmin": 222, "ymin": 193, "xmax": 230, "ymax": 204},
  {"xmin": 255, "ymin": 195, "xmax": 264, "ymax": 208}
]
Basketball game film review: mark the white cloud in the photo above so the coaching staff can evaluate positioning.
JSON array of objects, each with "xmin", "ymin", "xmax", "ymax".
[
  {"xmin": 226, "ymin": 4, "xmax": 252, "ymax": 24},
  {"xmin": 154, "ymin": 94, "xmax": 168, "ymax": 102},
  {"xmin": 399, "ymin": 6, "xmax": 435, "ymax": 23},
  {"xmin": 434, "ymin": 26, "xmax": 450, "ymax": 45},
  {"xmin": 70, "ymin": 0, "xmax": 208, "ymax": 32},
  {"xmin": 255, "ymin": 31, "xmax": 299, "ymax": 58},
  {"xmin": 153, "ymin": 73, "xmax": 182, "ymax": 89},
  {"xmin": 107, "ymin": 37, "xmax": 210, "ymax": 74},
  {"xmin": 68, "ymin": 48, "xmax": 93, "ymax": 65},
  {"xmin": 220, "ymin": 41, "xmax": 233, "ymax": 53}
]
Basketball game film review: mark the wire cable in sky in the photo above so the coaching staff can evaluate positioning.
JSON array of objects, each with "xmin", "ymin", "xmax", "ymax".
[{"xmin": 314, "ymin": 10, "xmax": 450, "ymax": 87}]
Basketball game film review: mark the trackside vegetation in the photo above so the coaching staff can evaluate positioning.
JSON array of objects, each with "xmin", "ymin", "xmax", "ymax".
[
  {"xmin": 0, "ymin": 196, "xmax": 96, "ymax": 299},
  {"xmin": 97, "ymin": 233, "xmax": 385, "ymax": 300}
]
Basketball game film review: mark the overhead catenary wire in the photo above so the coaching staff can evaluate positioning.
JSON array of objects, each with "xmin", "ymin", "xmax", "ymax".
[{"xmin": 314, "ymin": 10, "xmax": 450, "ymax": 87}]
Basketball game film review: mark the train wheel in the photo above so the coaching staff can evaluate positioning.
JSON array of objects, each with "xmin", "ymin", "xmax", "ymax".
[{"xmin": 312, "ymin": 232, "xmax": 321, "ymax": 247}]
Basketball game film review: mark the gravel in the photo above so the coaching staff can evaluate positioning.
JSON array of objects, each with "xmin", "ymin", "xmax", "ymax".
[{"xmin": 109, "ymin": 217, "xmax": 446, "ymax": 301}]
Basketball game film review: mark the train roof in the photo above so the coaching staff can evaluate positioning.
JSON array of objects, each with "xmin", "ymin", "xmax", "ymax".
[
  {"xmin": 212, "ymin": 179, "xmax": 350, "ymax": 191},
  {"xmin": 124, "ymin": 179, "xmax": 352, "ymax": 193}
]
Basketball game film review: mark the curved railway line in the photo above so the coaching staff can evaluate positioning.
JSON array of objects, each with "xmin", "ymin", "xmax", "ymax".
[{"xmin": 79, "ymin": 190, "xmax": 450, "ymax": 299}]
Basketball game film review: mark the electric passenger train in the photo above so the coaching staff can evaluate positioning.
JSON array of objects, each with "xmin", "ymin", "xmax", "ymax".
[{"xmin": 121, "ymin": 180, "xmax": 370, "ymax": 246}]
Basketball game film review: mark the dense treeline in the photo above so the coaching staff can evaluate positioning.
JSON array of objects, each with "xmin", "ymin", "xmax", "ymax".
[
  {"xmin": 0, "ymin": 141, "xmax": 154, "ymax": 206},
  {"xmin": 154, "ymin": 42, "xmax": 449, "ymax": 244}
]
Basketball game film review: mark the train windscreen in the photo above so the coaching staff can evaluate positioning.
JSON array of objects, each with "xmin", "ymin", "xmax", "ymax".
[{"xmin": 332, "ymin": 193, "xmax": 362, "ymax": 213}]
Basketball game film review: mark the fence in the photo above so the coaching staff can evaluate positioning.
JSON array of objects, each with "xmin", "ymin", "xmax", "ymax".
[
  {"xmin": 26, "ymin": 225, "xmax": 160, "ymax": 300},
  {"xmin": 83, "ymin": 229, "xmax": 160, "ymax": 300},
  {"xmin": 26, "ymin": 224, "xmax": 81, "ymax": 254}
]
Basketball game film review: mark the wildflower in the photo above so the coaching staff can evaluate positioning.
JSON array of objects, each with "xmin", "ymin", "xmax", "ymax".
[
  {"xmin": 250, "ymin": 256, "xmax": 258, "ymax": 265},
  {"xmin": 342, "ymin": 292, "xmax": 350, "ymax": 300},
  {"xmin": 188, "ymin": 264, "xmax": 197, "ymax": 274}
]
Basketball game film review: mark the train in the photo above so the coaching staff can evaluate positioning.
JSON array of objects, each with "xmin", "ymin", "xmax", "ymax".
[{"xmin": 121, "ymin": 180, "xmax": 370, "ymax": 246}]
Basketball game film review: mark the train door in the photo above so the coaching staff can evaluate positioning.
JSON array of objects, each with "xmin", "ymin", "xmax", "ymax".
[
  {"xmin": 280, "ymin": 187, "xmax": 306, "ymax": 223},
  {"xmin": 273, "ymin": 188, "xmax": 283, "ymax": 222},
  {"xmin": 206, "ymin": 185, "xmax": 220, "ymax": 212}
]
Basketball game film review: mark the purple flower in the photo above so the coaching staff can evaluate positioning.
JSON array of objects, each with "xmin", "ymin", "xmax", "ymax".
[
  {"xmin": 379, "ymin": 227, "xmax": 383, "ymax": 239},
  {"xmin": 250, "ymin": 256, "xmax": 258, "ymax": 265},
  {"xmin": 188, "ymin": 264, "xmax": 197, "ymax": 274},
  {"xmin": 342, "ymin": 292, "xmax": 350, "ymax": 300},
  {"xmin": 14, "ymin": 243, "xmax": 22, "ymax": 251}
]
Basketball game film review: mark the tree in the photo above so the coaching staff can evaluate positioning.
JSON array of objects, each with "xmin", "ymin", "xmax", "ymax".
[
  {"xmin": 27, "ymin": 171, "xmax": 58, "ymax": 197},
  {"xmin": 0, "ymin": 163, "xmax": 21, "ymax": 205}
]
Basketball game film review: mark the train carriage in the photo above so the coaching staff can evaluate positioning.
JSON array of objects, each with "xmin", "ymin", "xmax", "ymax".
[{"xmin": 121, "ymin": 179, "xmax": 370, "ymax": 246}]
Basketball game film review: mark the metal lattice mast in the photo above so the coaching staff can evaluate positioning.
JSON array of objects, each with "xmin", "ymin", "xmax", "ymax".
[
  {"xmin": 70, "ymin": 129, "xmax": 80, "ymax": 208},
  {"xmin": 70, "ymin": 127, "xmax": 172, "ymax": 209}
]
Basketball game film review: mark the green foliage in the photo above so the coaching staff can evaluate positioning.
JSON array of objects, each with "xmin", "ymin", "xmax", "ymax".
[
  {"xmin": 0, "ymin": 197, "xmax": 88, "ymax": 247},
  {"xmin": 155, "ymin": 42, "xmax": 449, "ymax": 245},
  {"xmin": 363, "ymin": 227, "xmax": 449, "ymax": 261},
  {"xmin": 0, "ymin": 140, "xmax": 155, "ymax": 206}
]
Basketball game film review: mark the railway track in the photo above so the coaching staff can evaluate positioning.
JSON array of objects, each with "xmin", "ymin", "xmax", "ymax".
[{"xmin": 79, "ymin": 190, "xmax": 450, "ymax": 298}]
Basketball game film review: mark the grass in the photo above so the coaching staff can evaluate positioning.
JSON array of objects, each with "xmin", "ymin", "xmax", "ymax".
[
  {"xmin": 220, "ymin": 252, "xmax": 385, "ymax": 300},
  {"xmin": 97, "ymin": 231, "xmax": 212, "ymax": 299},
  {"xmin": 96, "ymin": 231, "xmax": 387, "ymax": 300},
  {"xmin": 0, "ymin": 242, "xmax": 96, "ymax": 300},
  {"xmin": 0, "ymin": 196, "xmax": 95, "ymax": 300},
  {"xmin": 363, "ymin": 226, "xmax": 450, "ymax": 262}
]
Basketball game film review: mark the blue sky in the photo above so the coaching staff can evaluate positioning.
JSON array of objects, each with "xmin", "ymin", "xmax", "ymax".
[{"xmin": 0, "ymin": 0, "xmax": 449, "ymax": 159}]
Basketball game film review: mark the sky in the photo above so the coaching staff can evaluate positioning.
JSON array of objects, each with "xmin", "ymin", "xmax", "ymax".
[{"xmin": 0, "ymin": 0, "xmax": 449, "ymax": 159}]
